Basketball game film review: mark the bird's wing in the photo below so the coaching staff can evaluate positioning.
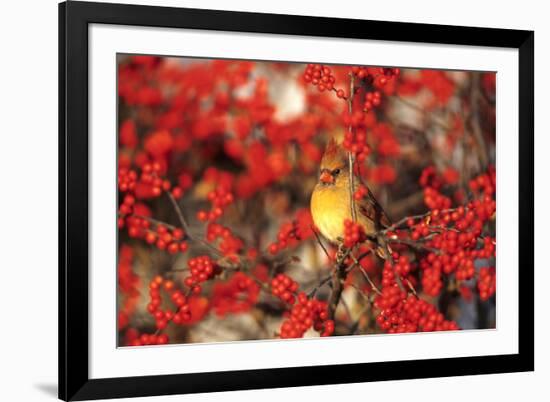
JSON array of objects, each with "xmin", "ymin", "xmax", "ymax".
[{"xmin": 358, "ymin": 188, "xmax": 392, "ymax": 229}]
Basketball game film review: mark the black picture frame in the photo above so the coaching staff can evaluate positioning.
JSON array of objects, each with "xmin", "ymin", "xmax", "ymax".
[{"xmin": 59, "ymin": 1, "xmax": 534, "ymax": 400}]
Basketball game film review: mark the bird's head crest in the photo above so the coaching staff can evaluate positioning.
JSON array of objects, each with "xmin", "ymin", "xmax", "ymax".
[{"xmin": 320, "ymin": 136, "xmax": 347, "ymax": 170}]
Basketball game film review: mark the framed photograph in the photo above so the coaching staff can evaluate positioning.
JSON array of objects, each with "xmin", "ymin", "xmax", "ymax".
[{"xmin": 59, "ymin": 1, "xmax": 534, "ymax": 400}]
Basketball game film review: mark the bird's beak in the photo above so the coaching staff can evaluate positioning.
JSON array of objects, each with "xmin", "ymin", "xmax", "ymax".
[{"xmin": 319, "ymin": 170, "xmax": 334, "ymax": 184}]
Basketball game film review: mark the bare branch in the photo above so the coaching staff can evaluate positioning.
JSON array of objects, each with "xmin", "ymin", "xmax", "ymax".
[
  {"xmin": 357, "ymin": 265, "xmax": 382, "ymax": 295},
  {"xmin": 311, "ymin": 225, "xmax": 331, "ymax": 260},
  {"xmin": 347, "ymin": 72, "xmax": 358, "ymax": 222},
  {"xmin": 166, "ymin": 192, "xmax": 222, "ymax": 257},
  {"xmin": 307, "ymin": 273, "xmax": 333, "ymax": 297}
]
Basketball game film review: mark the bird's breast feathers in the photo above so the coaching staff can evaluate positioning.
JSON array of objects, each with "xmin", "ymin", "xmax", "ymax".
[
  {"xmin": 310, "ymin": 184, "xmax": 352, "ymax": 243},
  {"xmin": 311, "ymin": 183, "xmax": 380, "ymax": 243}
]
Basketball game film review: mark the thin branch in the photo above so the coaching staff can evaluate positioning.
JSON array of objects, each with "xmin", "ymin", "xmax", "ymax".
[
  {"xmin": 166, "ymin": 192, "xmax": 222, "ymax": 257},
  {"xmin": 405, "ymin": 277, "xmax": 418, "ymax": 298},
  {"xmin": 391, "ymin": 95, "xmax": 450, "ymax": 130},
  {"xmin": 356, "ymin": 248, "xmax": 375, "ymax": 262},
  {"xmin": 380, "ymin": 207, "xmax": 458, "ymax": 235},
  {"xmin": 130, "ymin": 214, "xmax": 178, "ymax": 231},
  {"xmin": 357, "ymin": 266, "xmax": 382, "ymax": 295},
  {"xmin": 327, "ymin": 263, "xmax": 347, "ymax": 320},
  {"xmin": 347, "ymin": 72, "xmax": 358, "ymax": 222},
  {"xmin": 311, "ymin": 225, "xmax": 331, "ymax": 260},
  {"xmin": 307, "ymin": 273, "xmax": 333, "ymax": 297},
  {"xmin": 166, "ymin": 192, "xmax": 192, "ymax": 233},
  {"xmin": 376, "ymin": 234, "xmax": 405, "ymax": 292},
  {"xmin": 385, "ymin": 236, "xmax": 441, "ymax": 254},
  {"xmin": 328, "ymin": 72, "xmax": 356, "ymax": 321},
  {"xmin": 153, "ymin": 287, "xmax": 193, "ymax": 336}
]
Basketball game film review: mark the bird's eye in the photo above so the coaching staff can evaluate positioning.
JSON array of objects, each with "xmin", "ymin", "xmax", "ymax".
[{"xmin": 332, "ymin": 168, "xmax": 341, "ymax": 175}]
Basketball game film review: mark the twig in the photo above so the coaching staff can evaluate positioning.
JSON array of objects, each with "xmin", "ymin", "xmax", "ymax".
[
  {"xmin": 166, "ymin": 192, "xmax": 222, "ymax": 257},
  {"xmin": 357, "ymin": 266, "xmax": 382, "ymax": 295},
  {"xmin": 154, "ymin": 287, "xmax": 193, "ymax": 336},
  {"xmin": 166, "ymin": 192, "xmax": 192, "ymax": 233},
  {"xmin": 356, "ymin": 248, "xmax": 375, "ymax": 262},
  {"xmin": 351, "ymin": 284, "xmax": 373, "ymax": 303},
  {"xmin": 327, "ymin": 263, "xmax": 347, "ymax": 320},
  {"xmin": 327, "ymin": 72, "xmax": 357, "ymax": 320},
  {"xmin": 385, "ymin": 236, "xmax": 441, "ymax": 254},
  {"xmin": 130, "ymin": 214, "xmax": 178, "ymax": 231},
  {"xmin": 311, "ymin": 225, "xmax": 331, "ymax": 260},
  {"xmin": 380, "ymin": 207, "xmax": 459, "ymax": 235},
  {"xmin": 391, "ymin": 95, "xmax": 450, "ymax": 130},
  {"xmin": 307, "ymin": 274, "xmax": 333, "ymax": 297},
  {"xmin": 376, "ymin": 234, "xmax": 405, "ymax": 292},
  {"xmin": 347, "ymin": 72, "xmax": 358, "ymax": 222},
  {"xmin": 405, "ymin": 277, "xmax": 418, "ymax": 297}
]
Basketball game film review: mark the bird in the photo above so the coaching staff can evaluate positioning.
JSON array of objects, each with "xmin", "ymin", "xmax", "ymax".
[{"xmin": 310, "ymin": 137, "xmax": 391, "ymax": 252}]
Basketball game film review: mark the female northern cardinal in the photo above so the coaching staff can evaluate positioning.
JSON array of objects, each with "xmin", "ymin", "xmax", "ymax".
[{"xmin": 310, "ymin": 138, "xmax": 391, "ymax": 248}]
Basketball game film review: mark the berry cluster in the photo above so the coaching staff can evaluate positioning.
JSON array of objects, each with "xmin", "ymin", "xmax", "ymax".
[
  {"xmin": 393, "ymin": 253, "xmax": 413, "ymax": 277},
  {"xmin": 268, "ymin": 210, "xmax": 314, "ymax": 255},
  {"xmin": 270, "ymin": 273, "xmax": 299, "ymax": 304},
  {"xmin": 140, "ymin": 162, "xmax": 169, "ymax": 197},
  {"xmin": 376, "ymin": 292, "xmax": 459, "ymax": 333},
  {"xmin": 343, "ymin": 219, "xmax": 367, "ymax": 248},
  {"xmin": 118, "ymin": 245, "xmax": 140, "ymax": 330},
  {"xmin": 118, "ymin": 194, "xmax": 136, "ymax": 216},
  {"xmin": 302, "ymin": 64, "xmax": 343, "ymax": 96},
  {"xmin": 363, "ymin": 91, "xmax": 382, "ymax": 113},
  {"xmin": 197, "ymin": 186, "xmax": 234, "ymax": 222},
  {"xmin": 206, "ymin": 222, "xmax": 244, "ymax": 257},
  {"xmin": 172, "ymin": 295, "xmax": 210, "ymax": 325},
  {"xmin": 379, "ymin": 256, "xmax": 415, "ymax": 290},
  {"xmin": 118, "ymin": 168, "xmax": 138, "ymax": 192},
  {"xmin": 147, "ymin": 276, "xmax": 210, "ymax": 330},
  {"xmin": 119, "ymin": 162, "xmax": 184, "ymax": 201},
  {"xmin": 404, "ymin": 200, "xmax": 495, "ymax": 297},
  {"xmin": 408, "ymin": 219, "xmax": 431, "ymax": 241},
  {"xmin": 184, "ymin": 256, "xmax": 218, "ymax": 293},
  {"xmin": 423, "ymin": 186, "xmax": 452, "ymax": 210},
  {"xmin": 279, "ymin": 292, "xmax": 334, "ymax": 338},
  {"xmin": 477, "ymin": 267, "xmax": 496, "ymax": 301},
  {"xmin": 268, "ymin": 222, "xmax": 299, "ymax": 255},
  {"xmin": 147, "ymin": 276, "xmax": 176, "ymax": 330},
  {"xmin": 126, "ymin": 331, "xmax": 169, "ymax": 347},
  {"xmin": 121, "ymin": 210, "xmax": 189, "ymax": 255},
  {"xmin": 351, "ymin": 66, "xmax": 400, "ymax": 87},
  {"xmin": 342, "ymin": 123, "xmax": 370, "ymax": 162},
  {"xmin": 421, "ymin": 261, "xmax": 443, "ymax": 296},
  {"xmin": 211, "ymin": 272, "xmax": 260, "ymax": 316},
  {"xmin": 375, "ymin": 262, "xmax": 458, "ymax": 333},
  {"xmin": 455, "ymin": 257, "xmax": 475, "ymax": 281},
  {"xmin": 148, "ymin": 224, "xmax": 188, "ymax": 254},
  {"xmin": 419, "ymin": 166, "xmax": 444, "ymax": 189},
  {"xmin": 419, "ymin": 166, "xmax": 452, "ymax": 209},
  {"xmin": 469, "ymin": 166, "xmax": 496, "ymax": 196}
]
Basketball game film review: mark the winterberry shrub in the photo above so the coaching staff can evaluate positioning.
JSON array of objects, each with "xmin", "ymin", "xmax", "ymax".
[{"xmin": 117, "ymin": 55, "xmax": 496, "ymax": 346}]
